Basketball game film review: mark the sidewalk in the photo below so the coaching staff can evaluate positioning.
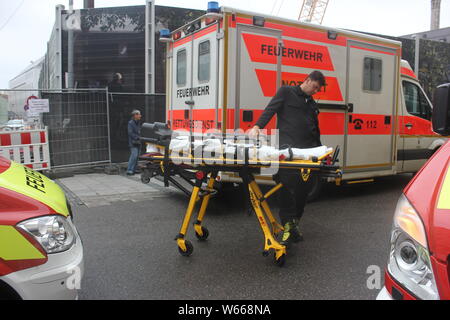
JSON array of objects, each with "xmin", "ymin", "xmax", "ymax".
[{"xmin": 56, "ymin": 173, "xmax": 181, "ymax": 208}]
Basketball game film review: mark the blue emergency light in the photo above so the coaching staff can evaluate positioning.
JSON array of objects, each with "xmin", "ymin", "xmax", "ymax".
[
  {"xmin": 160, "ymin": 29, "xmax": 171, "ymax": 38},
  {"xmin": 207, "ymin": 2, "xmax": 220, "ymax": 13},
  {"xmin": 159, "ymin": 29, "xmax": 172, "ymax": 43}
]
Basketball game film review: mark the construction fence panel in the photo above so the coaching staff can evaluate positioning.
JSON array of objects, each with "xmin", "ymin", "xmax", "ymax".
[
  {"xmin": 41, "ymin": 89, "xmax": 111, "ymax": 168},
  {"xmin": 1, "ymin": 89, "xmax": 166, "ymax": 167}
]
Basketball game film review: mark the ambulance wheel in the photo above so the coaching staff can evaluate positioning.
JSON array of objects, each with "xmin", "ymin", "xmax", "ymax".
[
  {"xmin": 178, "ymin": 240, "xmax": 194, "ymax": 257},
  {"xmin": 307, "ymin": 175, "xmax": 323, "ymax": 203},
  {"xmin": 274, "ymin": 253, "xmax": 286, "ymax": 267},
  {"xmin": 195, "ymin": 226, "xmax": 209, "ymax": 241}
]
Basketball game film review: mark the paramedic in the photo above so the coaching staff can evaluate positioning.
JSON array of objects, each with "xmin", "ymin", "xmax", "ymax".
[
  {"xmin": 126, "ymin": 109, "xmax": 142, "ymax": 176},
  {"xmin": 249, "ymin": 71, "xmax": 326, "ymax": 246}
]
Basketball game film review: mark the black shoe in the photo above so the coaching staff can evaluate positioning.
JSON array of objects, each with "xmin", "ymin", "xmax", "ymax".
[{"xmin": 126, "ymin": 172, "xmax": 135, "ymax": 176}]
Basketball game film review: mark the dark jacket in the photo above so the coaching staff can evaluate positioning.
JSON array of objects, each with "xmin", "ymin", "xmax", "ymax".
[
  {"xmin": 128, "ymin": 119, "xmax": 141, "ymax": 148},
  {"xmin": 255, "ymin": 86, "xmax": 321, "ymax": 149}
]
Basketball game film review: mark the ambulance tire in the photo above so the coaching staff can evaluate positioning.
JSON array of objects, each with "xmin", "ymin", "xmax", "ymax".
[{"xmin": 307, "ymin": 175, "xmax": 323, "ymax": 203}]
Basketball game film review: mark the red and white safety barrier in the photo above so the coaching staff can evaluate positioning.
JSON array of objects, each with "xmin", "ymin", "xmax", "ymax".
[{"xmin": 0, "ymin": 128, "xmax": 51, "ymax": 171}]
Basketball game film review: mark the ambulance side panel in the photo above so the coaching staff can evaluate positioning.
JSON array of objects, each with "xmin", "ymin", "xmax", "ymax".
[
  {"xmin": 343, "ymin": 42, "xmax": 399, "ymax": 177},
  {"xmin": 225, "ymin": 13, "xmax": 404, "ymax": 181},
  {"xmin": 227, "ymin": 14, "xmax": 348, "ymax": 159}
]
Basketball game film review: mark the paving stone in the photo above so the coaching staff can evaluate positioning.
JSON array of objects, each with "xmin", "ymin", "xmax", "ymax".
[{"xmin": 57, "ymin": 173, "xmax": 180, "ymax": 208}]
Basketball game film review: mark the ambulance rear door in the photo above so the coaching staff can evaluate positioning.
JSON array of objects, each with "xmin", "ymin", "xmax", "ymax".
[
  {"xmin": 344, "ymin": 41, "xmax": 398, "ymax": 174},
  {"xmin": 171, "ymin": 23, "xmax": 219, "ymax": 133}
]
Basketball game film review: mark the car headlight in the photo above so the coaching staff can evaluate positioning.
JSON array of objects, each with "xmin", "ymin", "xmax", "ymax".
[
  {"xmin": 17, "ymin": 215, "xmax": 76, "ymax": 254},
  {"xmin": 387, "ymin": 194, "xmax": 439, "ymax": 300}
]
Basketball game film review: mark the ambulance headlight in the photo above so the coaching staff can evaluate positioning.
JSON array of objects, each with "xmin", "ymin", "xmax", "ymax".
[
  {"xmin": 387, "ymin": 194, "xmax": 439, "ymax": 300},
  {"xmin": 17, "ymin": 215, "xmax": 76, "ymax": 254}
]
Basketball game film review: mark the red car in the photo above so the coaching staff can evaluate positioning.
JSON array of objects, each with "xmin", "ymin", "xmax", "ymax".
[{"xmin": 378, "ymin": 83, "xmax": 450, "ymax": 300}]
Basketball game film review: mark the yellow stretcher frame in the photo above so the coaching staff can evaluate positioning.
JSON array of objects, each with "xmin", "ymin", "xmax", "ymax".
[{"xmin": 142, "ymin": 150, "xmax": 341, "ymax": 267}]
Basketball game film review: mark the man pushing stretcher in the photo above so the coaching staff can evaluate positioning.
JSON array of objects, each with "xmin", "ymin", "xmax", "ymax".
[{"xmin": 249, "ymin": 70, "xmax": 326, "ymax": 247}]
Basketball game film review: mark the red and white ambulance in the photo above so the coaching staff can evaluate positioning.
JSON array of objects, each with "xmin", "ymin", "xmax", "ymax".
[{"xmin": 160, "ymin": 2, "xmax": 447, "ymax": 188}]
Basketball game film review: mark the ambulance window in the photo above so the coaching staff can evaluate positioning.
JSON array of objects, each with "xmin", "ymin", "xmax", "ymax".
[
  {"xmin": 198, "ymin": 41, "xmax": 210, "ymax": 82},
  {"xmin": 402, "ymin": 81, "xmax": 432, "ymax": 120},
  {"xmin": 177, "ymin": 49, "xmax": 187, "ymax": 86},
  {"xmin": 363, "ymin": 57, "xmax": 382, "ymax": 92}
]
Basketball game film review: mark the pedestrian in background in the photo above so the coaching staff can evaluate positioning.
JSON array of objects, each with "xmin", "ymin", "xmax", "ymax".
[
  {"xmin": 127, "ymin": 109, "xmax": 142, "ymax": 176},
  {"xmin": 108, "ymin": 72, "xmax": 124, "ymax": 92}
]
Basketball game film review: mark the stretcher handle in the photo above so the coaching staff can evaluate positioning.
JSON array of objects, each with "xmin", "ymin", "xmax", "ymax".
[{"xmin": 331, "ymin": 145, "xmax": 340, "ymax": 165}]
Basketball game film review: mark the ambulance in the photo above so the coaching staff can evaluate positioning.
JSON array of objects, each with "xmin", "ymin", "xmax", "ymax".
[
  {"xmin": 159, "ymin": 2, "xmax": 447, "ymax": 193},
  {"xmin": 377, "ymin": 83, "xmax": 450, "ymax": 300},
  {"xmin": 0, "ymin": 157, "xmax": 83, "ymax": 300}
]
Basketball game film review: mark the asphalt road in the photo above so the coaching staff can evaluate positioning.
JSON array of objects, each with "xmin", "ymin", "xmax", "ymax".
[{"xmin": 75, "ymin": 174, "xmax": 413, "ymax": 300}]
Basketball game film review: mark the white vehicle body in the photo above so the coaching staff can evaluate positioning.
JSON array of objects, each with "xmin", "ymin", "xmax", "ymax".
[{"xmin": 163, "ymin": 6, "xmax": 447, "ymax": 184}]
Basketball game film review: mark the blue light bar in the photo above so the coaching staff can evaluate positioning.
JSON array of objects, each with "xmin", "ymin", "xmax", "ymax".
[
  {"xmin": 159, "ymin": 29, "xmax": 171, "ymax": 38},
  {"xmin": 207, "ymin": 1, "xmax": 220, "ymax": 13}
]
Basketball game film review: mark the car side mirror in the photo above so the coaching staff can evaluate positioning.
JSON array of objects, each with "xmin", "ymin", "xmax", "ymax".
[{"xmin": 432, "ymin": 83, "xmax": 450, "ymax": 136}]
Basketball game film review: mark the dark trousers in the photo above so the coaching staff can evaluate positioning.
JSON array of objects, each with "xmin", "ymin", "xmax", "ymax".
[{"xmin": 275, "ymin": 170, "xmax": 314, "ymax": 225}]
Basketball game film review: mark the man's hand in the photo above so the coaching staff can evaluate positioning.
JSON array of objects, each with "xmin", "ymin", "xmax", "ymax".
[{"xmin": 248, "ymin": 125, "xmax": 261, "ymax": 139}]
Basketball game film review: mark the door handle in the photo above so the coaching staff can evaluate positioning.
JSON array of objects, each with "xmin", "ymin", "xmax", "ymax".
[
  {"xmin": 405, "ymin": 123, "xmax": 413, "ymax": 129},
  {"xmin": 347, "ymin": 103, "xmax": 354, "ymax": 113},
  {"xmin": 185, "ymin": 100, "xmax": 195, "ymax": 106}
]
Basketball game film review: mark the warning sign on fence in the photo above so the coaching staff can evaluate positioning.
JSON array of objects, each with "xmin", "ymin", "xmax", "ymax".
[{"xmin": 28, "ymin": 99, "xmax": 50, "ymax": 114}]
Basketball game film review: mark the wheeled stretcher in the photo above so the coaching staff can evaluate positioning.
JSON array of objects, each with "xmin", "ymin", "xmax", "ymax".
[{"xmin": 139, "ymin": 123, "xmax": 342, "ymax": 266}]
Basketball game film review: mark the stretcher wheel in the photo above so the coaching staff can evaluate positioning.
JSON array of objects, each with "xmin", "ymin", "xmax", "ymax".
[
  {"xmin": 195, "ymin": 226, "xmax": 209, "ymax": 241},
  {"xmin": 178, "ymin": 240, "xmax": 194, "ymax": 257},
  {"xmin": 274, "ymin": 253, "xmax": 286, "ymax": 267},
  {"xmin": 141, "ymin": 174, "xmax": 151, "ymax": 184}
]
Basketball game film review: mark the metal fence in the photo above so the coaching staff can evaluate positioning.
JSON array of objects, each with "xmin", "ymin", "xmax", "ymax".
[
  {"xmin": 41, "ymin": 89, "xmax": 111, "ymax": 168},
  {"xmin": 0, "ymin": 89, "xmax": 110, "ymax": 168},
  {"xmin": 0, "ymin": 89, "xmax": 166, "ymax": 168}
]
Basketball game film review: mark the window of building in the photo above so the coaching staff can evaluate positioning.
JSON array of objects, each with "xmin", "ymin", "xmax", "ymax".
[
  {"xmin": 198, "ymin": 40, "xmax": 210, "ymax": 82},
  {"xmin": 177, "ymin": 49, "xmax": 187, "ymax": 86},
  {"xmin": 363, "ymin": 57, "xmax": 382, "ymax": 92},
  {"xmin": 402, "ymin": 81, "xmax": 432, "ymax": 120}
]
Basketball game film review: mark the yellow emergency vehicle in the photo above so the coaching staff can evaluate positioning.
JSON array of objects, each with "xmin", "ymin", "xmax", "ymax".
[{"xmin": 0, "ymin": 157, "xmax": 83, "ymax": 300}]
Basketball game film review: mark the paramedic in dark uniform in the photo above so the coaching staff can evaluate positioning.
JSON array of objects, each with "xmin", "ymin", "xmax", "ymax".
[{"xmin": 249, "ymin": 71, "xmax": 326, "ymax": 246}]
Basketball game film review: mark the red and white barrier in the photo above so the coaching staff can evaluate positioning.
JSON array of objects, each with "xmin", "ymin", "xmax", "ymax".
[{"xmin": 0, "ymin": 128, "xmax": 51, "ymax": 171}]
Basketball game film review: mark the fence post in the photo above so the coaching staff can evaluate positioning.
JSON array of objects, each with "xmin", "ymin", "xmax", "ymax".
[{"xmin": 106, "ymin": 88, "xmax": 112, "ymax": 165}]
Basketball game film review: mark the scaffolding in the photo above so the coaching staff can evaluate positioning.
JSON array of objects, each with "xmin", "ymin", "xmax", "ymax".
[{"xmin": 298, "ymin": 0, "xmax": 330, "ymax": 25}]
